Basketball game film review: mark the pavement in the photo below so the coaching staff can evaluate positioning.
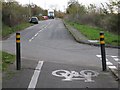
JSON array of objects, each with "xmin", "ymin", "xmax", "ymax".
[{"xmin": 63, "ymin": 20, "xmax": 120, "ymax": 81}]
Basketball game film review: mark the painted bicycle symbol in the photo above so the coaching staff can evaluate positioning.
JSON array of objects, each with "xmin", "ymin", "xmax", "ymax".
[{"xmin": 52, "ymin": 70, "xmax": 99, "ymax": 82}]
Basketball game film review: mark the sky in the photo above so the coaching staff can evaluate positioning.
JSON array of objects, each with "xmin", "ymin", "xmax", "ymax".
[{"xmin": 16, "ymin": 0, "xmax": 110, "ymax": 11}]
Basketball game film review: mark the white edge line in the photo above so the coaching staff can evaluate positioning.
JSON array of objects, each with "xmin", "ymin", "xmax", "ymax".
[
  {"xmin": 96, "ymin": 55, "xmax": 118, "ymax": 70},
  {"xmin": 113, "ymin": 58, "xmax": 120, "ymax": 62},
  {"xmin": 106, "ymin": 62, "xmax": 113, "ymax": 66},
  {"xmin": 28, "ymin": 61, "xmax": 44, "ymax": 89},
  {"xmin": 111, "ymin": 56, "xmax": 118, "ymax": 58},
  {"xmin": 108, "ymin": 66, "xmax": 117, "ymax": 69},
  {"xmin": 96, "ymin": 55, "xmax": 101, "ymax": 58}
]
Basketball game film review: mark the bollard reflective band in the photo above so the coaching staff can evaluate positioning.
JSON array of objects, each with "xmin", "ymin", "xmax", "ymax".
[
  {"xmin": 16, "ymin": 33, "xmax": 20, "ymax": 43},
  {"xmin": 100, "ymin": 32, "xmax": 105, "ymax": 44},
  {"xmin": 16, "ymin": 35, "xmax": 20, "ymax": 38},
  {"xmin": 100, "ymin": 35, "xmax": 104, "ymax": 38},
  {"xmin": 16, "ymin": 40, "xmax": 20, "ymax": 43},
  {"xmin": 100, "ymin": 41, "xmax": 105, "ymax": 44}
]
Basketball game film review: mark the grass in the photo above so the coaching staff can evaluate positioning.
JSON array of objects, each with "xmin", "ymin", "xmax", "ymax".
[
  {"xmin": 2, "ymin": 22, "xmax": 34, "ymax": 38},
  {"xmin": 0, "ymin": 51, "xmax": 15, "ymax": 71},
  {"xmin": 1, "ymin": 22, "xmax": 33, "ymax": 72},
  {"xmin": 66, "ymin": 21, "xmax": 119, "ymax": 46}
]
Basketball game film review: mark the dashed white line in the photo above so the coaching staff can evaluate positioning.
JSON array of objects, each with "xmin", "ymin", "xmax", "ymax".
[
  {"xmin": 96, "ymin": 55, "xmax": 101, "ymax": 58},
  {"xmin": 111, "ymin": 56, "xmax": 118, "ymax": 58},
  {"xmin": 96, "ymin": 55, "xmax": 118, "ymax": 70},
  {"xmin": 35, "ymin": 33, "xmax": 39, "ymax": 37},
  {"xmin": 88, "ymin": 40, "xmax": 99, "ymax": 43},
  {"xmin": 29, "ymin": 22, "xmax": 51, "ymax": 42},
  {"xmin": 98, "ymin": 57, "xmax": 108, "ymax": 62},
  {"xmin": 29, "ymin": 37, "xmax": 35, "ymax": 42},
  {"xmin": 28, "ymin": 61, "xmax": 44, "ymax": 89},
  {"xmin": 112, "ymin": 57, "xmax": 119, "ymax": 62},
  {"xmin": 38, "ymin": 30, "xmax": 42, "ymax": 33},
  {"xmin": 106, "ymin": 61, "xmax": 113, "ymax": 66},
  {"xmin": 108, "ymin": 66, "xmax": 117, "ymax": 69}
]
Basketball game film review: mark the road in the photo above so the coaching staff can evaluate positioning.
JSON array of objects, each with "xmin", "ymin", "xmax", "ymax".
[{"xmin": 2, "ymin": 19, "xmax": 119, "ymax": 89}]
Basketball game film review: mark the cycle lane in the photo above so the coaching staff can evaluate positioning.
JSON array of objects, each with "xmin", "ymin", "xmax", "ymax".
[
  {"xmin": 2, "ymin": 59, "xmax": 39, "ymax": 89},
  {"xmin": 36, "ymin": 61, "xmax": 118, "ymax": 88},
  {"xmin": 2, "ymin": 59, "xmax": 118, "ymax": 89}
]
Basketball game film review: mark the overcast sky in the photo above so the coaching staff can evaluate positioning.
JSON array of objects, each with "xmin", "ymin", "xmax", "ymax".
[{"xmin": 16, "ymin": 0, "xmax": 110, "ymax": 11}]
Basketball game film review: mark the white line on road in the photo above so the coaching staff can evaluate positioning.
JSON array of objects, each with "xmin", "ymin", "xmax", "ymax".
[
  {"xmin": 88, "ymin": 40, "xmax": 99, "ymax": 43},
  {"xmin": 96, "ymin": 55, "xmax": 118, "ymax": 70},
  {"xmin": 28, "ymin": 61, "xmax": 44, "ymax": 89},
  {"xmin": 108, "ymin": 66, "xmax": 117, "ymax": 69},
  {"xmin": 34, "ymin": 33, "xmax": 39, "ymax": 37},
  {"xmin": 106, "ymin": 61, "xmax": 113, "ymax": 66},
  {"xmin": 29, "ymin": 22, "xmax": 51, "ymax": 42},
  {"xmin": 29, "ymin": 37, "xmax": 35, "ymax": 42}
]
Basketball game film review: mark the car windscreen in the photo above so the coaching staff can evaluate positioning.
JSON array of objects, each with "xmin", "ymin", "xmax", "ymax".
[{"xmin": 31, "ymin": 18, "xmax": 37, "ymax": 21}]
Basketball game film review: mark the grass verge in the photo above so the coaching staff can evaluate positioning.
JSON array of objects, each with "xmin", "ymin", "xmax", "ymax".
[
  {"xmin": 0, "ymin": 51, "xmax": 15, "ymax": 71},
  {"xmin": 66, "ymin": 21, "xmax": 119, "ymax": 46},
  {"xmin": 2, "ymin": 22, "xmax": 34, "ymax": 38}
]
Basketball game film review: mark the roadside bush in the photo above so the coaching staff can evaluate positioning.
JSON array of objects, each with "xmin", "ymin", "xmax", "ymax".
[
  {"xmin": 65, "ymin": 0, "xmax": 119, "ymax": 35},
  {"xmin": 100, "ymin": 14, "xmax": 118, "ymax": 34},
  {"xmin": 2, "ymin": 1, "xmax": 29, "ymax": 27}
]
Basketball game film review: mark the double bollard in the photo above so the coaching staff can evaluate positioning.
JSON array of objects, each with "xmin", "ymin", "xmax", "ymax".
[
  {"xmin": 15, "ymin": 32, "xmax": 107, "ymax": 71},
  {"xmin": 100, "ymin": 31, "xmax": 107, "ymax": 71},
  {"xmin": 16, "ymin": 33, "xmax": 21, "ymax": 70}
]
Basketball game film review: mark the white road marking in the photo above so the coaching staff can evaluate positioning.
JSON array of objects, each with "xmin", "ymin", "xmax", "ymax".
[
  {"xmin": 29, "ymin": 22, "xmax": 51, "ymax": 42},
  {"xmin": 28, "ymin": 61, "xmax": 44, "ymax": 89},
  {"xmin": 88, "ymin": 40, "xmax": 99, "ymax": 43},
  {"xmin": 106, "ymin": 61, "xmax": 113, "ymax": 66},
  {"xmin": 96, "ymin": 55, "xmax": 118, "ymax": 70},
  {"xmin": 52, "ymin": 69, "xmax": 99, "ymax": 82},
  {"xmin": 96, "ymin": 55, "xmax": 109, "ymax": 61},
  {"xmin": 114, "ymin": 58, "xmax": 119, "ymax": 62},
  {"xmin": 106, "ymin": 59, "xmax": 109, "ymax": 62},
  {"xmin": 29, "ymin": 37, "xmax": 35, "ymax": 42},
  {"xmin": 35, "ymin": 33, "xmax": 39, "ymax": 37},
  {"xmin": 96, "ymin": 55, "xmax": 101, "ymax": 58},
  {"xmin": 111, "ymin": 56, "xmax": 118, "ymax": 58},
  {"xmin": 108, "ymin": 66, "xmax": 117, "ymax": 69},
  {"xmin": 38, "ymin": 30, "xmax": 42, "ymax": 33}
]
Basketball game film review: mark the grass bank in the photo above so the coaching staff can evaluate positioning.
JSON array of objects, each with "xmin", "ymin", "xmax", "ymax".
[
  {"xmin": 2, "ymin": 22, "xmax": 33, "ymax": 39},
  {"xmin": 0, "ymin": 51, "xmax": 15, "ymax": 71},
  {"xmin": 66, "ymin": 21, "xmax": 119, "ymax": 46}
]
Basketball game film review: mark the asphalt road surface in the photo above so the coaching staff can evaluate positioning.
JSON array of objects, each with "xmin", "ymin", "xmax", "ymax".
[{"xmin": 2, "ymin": 19, "xmax": 119, "ymax": 89}]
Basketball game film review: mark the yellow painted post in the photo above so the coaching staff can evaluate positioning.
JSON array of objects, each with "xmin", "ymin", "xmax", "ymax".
[
  {"xmin": 16, "ymin": 33, "xmax": 21, "ymax": 70},
  {"xmin": 100, "ymin": 31, "xmax": 107, "ymax": 71}
]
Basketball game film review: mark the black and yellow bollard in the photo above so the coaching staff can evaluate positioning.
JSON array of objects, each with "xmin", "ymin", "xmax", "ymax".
[
  {"xmin": 100, "ymin": 31, "xmax": 107, "ymax": 71},
  {"xmin": 16, "ymin": 33, "xmax": 21, "ymax": 70}
]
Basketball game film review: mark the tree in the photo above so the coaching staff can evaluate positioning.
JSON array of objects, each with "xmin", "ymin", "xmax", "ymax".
[
  {"xmin": 2, "ymin": 0, "xmax": 44, "ymax": 26},
  {"xmin": 65, "ymin": 0, "xmax": 119, "ymax": 34}
]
